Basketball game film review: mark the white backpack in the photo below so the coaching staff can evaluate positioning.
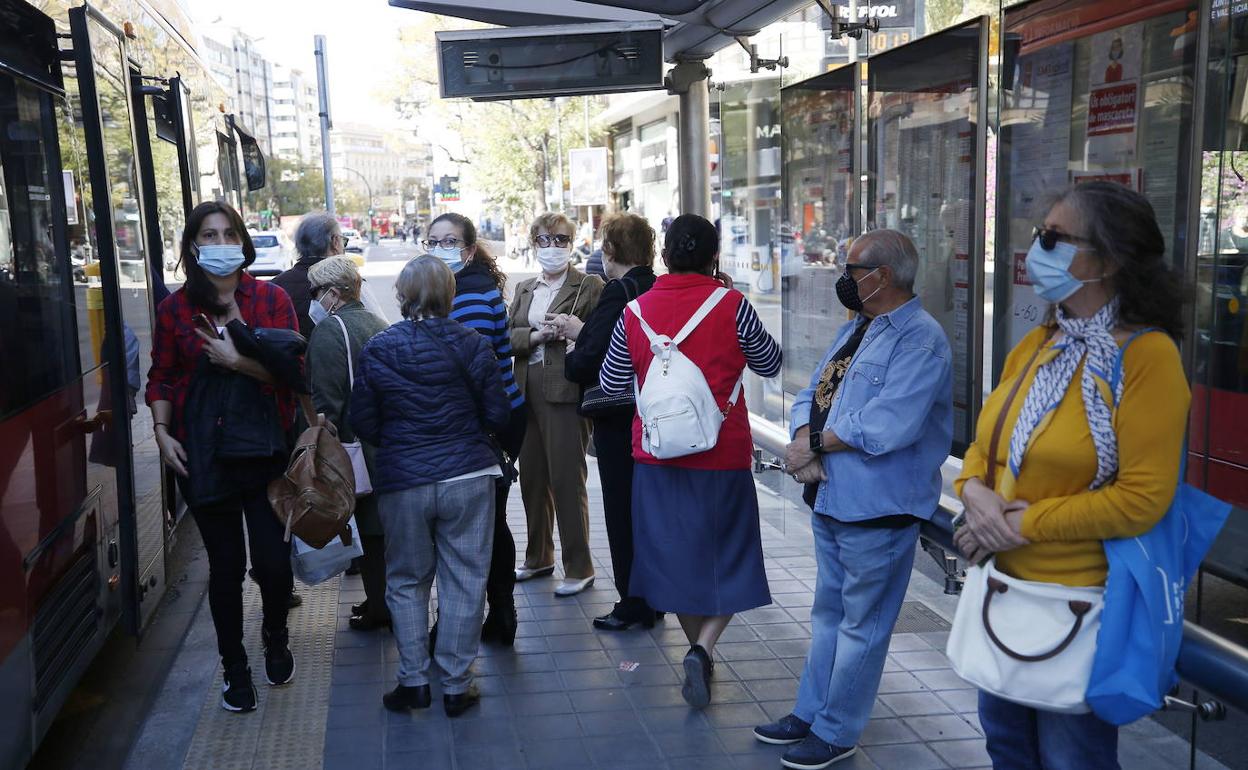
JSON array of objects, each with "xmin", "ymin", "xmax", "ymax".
[{"xmin": 627, "ymin": 287, "xmax": 742, "ymax": 460}]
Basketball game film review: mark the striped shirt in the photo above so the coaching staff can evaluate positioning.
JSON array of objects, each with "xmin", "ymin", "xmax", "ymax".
[
  {"xmin": 599, "ymin": 296, "xmax": 781, "ymax": 395},
  {"xmin": 452, "ymin": 264, "xmax": 524, "ymax": 409}
]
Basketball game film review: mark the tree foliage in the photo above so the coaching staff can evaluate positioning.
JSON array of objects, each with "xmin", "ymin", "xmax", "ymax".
[{"xmin": 386, "ymin": 16, "xmax": 609, "ymax": 226}]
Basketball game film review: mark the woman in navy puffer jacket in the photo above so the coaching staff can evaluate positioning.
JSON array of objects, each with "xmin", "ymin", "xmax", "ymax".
[{"xmin": 350, "ymin": 255, "xmax": 509, "ymax": 718}]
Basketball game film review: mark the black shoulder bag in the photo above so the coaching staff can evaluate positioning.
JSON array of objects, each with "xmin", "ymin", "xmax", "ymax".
[{"xmin": 577, "ymin": 276, "xmax": 638, "ymax": 419}]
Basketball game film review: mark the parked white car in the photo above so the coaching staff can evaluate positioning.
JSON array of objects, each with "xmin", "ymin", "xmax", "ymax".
[
  {"xmin": 341, "ymin": 228, "xmax": 367, "ymax": 254},
  {"xmin": 249, "ymin": 231, "xmax": 292, "ymax": 276}
]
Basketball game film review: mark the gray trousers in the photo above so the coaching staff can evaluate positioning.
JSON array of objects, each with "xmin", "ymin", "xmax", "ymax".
[{"xmin": 378, "ymin": 475, "xmax": 495, "ymax": 693}]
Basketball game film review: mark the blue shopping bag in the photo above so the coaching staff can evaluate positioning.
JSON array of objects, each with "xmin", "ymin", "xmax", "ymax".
[{"xmin": 1086, "ymin": 331, "xmax": 1232, "ymax": 724}]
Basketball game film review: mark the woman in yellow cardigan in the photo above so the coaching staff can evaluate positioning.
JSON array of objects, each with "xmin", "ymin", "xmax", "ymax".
[{"xmin": 953, "ymin": 182, "xmax": 1188, "ymax": 769}]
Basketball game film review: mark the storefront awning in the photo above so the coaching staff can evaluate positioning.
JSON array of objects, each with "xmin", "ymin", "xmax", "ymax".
[{"xmin": 388, "ymin": 0, "xmax": 813, "ymax": 62}]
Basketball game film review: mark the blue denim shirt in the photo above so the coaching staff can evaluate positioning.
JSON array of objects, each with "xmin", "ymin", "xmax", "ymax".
[{"xmin": 791, "ymin": 297, "xmax": 953, "ymax": 522}]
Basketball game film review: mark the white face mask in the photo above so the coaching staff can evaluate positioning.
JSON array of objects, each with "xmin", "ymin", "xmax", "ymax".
[
  {"xmin": 308, "ymin": 299, "xmax": 329, "ymax": 326},
  {"xmin": 537, "ymin": 246, "xmax": 571, "ymax": 273}
]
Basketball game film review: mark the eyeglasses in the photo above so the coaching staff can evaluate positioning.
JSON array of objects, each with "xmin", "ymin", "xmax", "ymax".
[
  {"xmin": 1032, "ymin": 226, "xmax": 1092, "ymax": 251},
  {"xmin": 421, "ymin": 237, "xmax": 463, "ymax": 249},
  {"xmin": 844, "ymin": 262, "xmax": 883, "ymax": 273},
  {"xmin": 534, "ymin": 233, "xmax": 572, "ymax": 248}
]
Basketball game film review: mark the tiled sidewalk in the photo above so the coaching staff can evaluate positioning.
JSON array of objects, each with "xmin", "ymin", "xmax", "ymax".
[{"xmin": 321, "ymin": 462, "xmax": 988, "ymax": 770}]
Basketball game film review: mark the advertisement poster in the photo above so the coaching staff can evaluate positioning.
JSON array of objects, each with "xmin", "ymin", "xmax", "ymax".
[
  {"xmin": 1011, "ymin": 251, "xmax": 1044, "ymax": 344},
  {"xmin": 569, "ymin": 147, "xmax": 608, "ymax": 206},
  {"xmin": 1009, "ymin": 43, "xmax": 1074, "ymax": 222},
  {"xmin": 1086, "ymin": 24, "xmax": 1143, "ymax": 166}
]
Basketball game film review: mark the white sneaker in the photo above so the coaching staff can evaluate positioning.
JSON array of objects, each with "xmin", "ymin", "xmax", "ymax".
[
  {"xmin": 554, "ymin": 576, "xmax": 594, "ymax": 597},
  {"xmin": 514, "ymin": 564, "xmax": 555, "ymax": 581}
]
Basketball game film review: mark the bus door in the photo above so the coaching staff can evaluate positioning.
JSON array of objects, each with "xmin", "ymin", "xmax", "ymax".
[
  {"xmin": 168, "ymin": 76, "xmax": 199, "ymax": 219},
  {"xmin": 69, "ymin": 6, "xmax": 167, "ymax": 634}
]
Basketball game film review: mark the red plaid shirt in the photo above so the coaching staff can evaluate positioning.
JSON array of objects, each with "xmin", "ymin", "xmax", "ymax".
[{"xmin": 145, "ymin": 273, "xmax": 299, "ymax": 441}]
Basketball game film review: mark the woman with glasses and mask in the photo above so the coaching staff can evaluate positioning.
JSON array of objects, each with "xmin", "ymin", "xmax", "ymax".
[
  {"xmin": 305, "ymin": 257, "xmax": 390, "ymax": 631},
  {"xmin": 953, "ymin": 182, "xmax": 1189, "ymax": 769},
  {"xmin": 422, "ymin": 213, "xmax": 527, "ymax": 644},
  {"xmin": 508, "ymin": 212, "xmax": 604, "ymax": 597},
  {"xmin": 146, "ymin": 201, "xmax": 299, "ymax": 713}
]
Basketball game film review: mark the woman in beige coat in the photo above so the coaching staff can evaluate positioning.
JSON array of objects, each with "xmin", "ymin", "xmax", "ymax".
[{"xmin": 508, "ymin": 212, "xmax": 604, "ymax": 597}]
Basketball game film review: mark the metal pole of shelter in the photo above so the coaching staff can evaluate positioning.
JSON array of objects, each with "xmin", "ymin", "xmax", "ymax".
[
  {"xmin": 555, "ymin": 98, "xmax": 566, "ymax": 212},
  {"xmin": 669, "ymin": 60, "xmax": 712, "ymax": 218},
  {"xmin": 315, "ymin": 35, "xmax": 334, "ymax": 215},
  {"xmin": 583, "ymin": 96, "xmax": 593, "ymax": 247}
]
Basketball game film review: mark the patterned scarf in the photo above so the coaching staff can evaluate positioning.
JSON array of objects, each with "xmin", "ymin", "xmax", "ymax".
[{"xmin": 1005, "ymin": 298, "xmax": 1122, "ymax": 499}]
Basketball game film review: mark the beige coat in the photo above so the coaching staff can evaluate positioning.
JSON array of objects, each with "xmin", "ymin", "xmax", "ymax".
[{"xmin": 508, "ymin": 267, "xmax": 604, "ymax": 404}]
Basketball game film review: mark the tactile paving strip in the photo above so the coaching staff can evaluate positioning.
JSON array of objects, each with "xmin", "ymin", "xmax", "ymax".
[{"xmin": 182, "ymin": 575, "xmax": 339, "ymax": 770}]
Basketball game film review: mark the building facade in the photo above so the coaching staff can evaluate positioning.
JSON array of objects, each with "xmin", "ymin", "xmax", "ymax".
[
  {"xmin": 202, "ymin": 30, "xmax": 275, "ymax": 154},
  {"xmin": 330, "ymin": 123, "xmax": 431, "ymax": 214},
  {"xmin": 270, "ymin": 64, "xmax": 320, "ymax": 164}
]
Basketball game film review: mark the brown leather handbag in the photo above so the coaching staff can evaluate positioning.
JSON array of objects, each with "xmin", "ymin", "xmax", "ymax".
[{"xmin": 268, "ymin": 396, "xmax": 357, "ymax": 549}]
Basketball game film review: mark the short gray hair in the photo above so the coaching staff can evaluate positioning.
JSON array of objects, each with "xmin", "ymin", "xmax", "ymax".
[
  {"xmin": 854, "ymin": 229, "xmax": 919, "ymax": 291},
  {"xmin": 308, "ymin": 256, "xmax": 362, "ymax": 302},
  {"xmin": 396, "ymin": 255, "xmax": 455, "ymax": 320},
  {"xmin": 294, "ymin": 212, "xmax": 340, "ymax": 258}
]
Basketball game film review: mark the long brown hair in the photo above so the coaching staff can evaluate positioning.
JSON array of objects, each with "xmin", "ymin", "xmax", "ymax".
[
  {"xmin": 179, "ymin": 201, "xmax": 256, "ymax": 314},
  {"xmin": 431, "ymin": 212, "xmax": 507, "ymax": 294}
]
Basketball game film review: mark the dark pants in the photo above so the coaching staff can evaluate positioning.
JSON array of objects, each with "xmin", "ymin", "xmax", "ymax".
[
  {"xmin": 593, "ymin": 413, "xmax": 651, "ymax": 620},
  {"xmin": 359, "ymin": 534, "xmax": 389, "ymax": 621},
  {"xmin": 979, "ymin": 691, "xmax": 1119, "ymax": 770},
  {"xmin": 191, "ymin": 486, "xmax": 292, "ymax": 667},
  {"xmin": 486, "ymin": 480, "xmax": 516, "ymax": 611},
  {"xmin": 486, "ymin": 403, "xmax": 526, "ymax": 613}
]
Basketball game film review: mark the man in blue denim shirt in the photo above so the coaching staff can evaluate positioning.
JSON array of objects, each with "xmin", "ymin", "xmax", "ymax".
[{"xmin": 754, "ymin": 230, "xmax": 953, "ymax": 769}]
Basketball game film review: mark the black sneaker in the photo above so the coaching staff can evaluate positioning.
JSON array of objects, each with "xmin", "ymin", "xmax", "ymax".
[
  {"xmin": 781, "ymin": 735, "xmax": 857, "ymax": 770},
  {"xmin": 221, "ymin": 662, "xmax": 257, "ymax": 712},
  {"xmin": 754, "ymin": 713, "xmax": 812, "ymax": 745},
  {"xmin": 262, "ymin": 628, "xmax": 295, "ymax": 686},
  {"xmin": 681, "ymin": 644, "xmax": 713, "ymax": 708}
]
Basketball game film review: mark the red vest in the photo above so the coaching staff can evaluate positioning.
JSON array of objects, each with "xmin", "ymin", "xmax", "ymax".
[{"xmin": 623, "ymin": 273, "xmax": 753, "ymax": 470}]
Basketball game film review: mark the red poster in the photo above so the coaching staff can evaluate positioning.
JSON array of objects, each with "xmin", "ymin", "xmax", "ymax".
[
  {"xmin": 1087, "ymin": 82, "xmax": 1138, "ymax": 136},
  {"xmin": 1014, "ymin": 252, "xmax": 1032, "ymax": 285}
]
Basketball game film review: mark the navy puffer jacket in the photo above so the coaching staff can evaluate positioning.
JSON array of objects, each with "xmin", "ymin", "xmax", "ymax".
[{"xmin": 350, "ymin": 317, "xmax": 509, "ymax": 491}]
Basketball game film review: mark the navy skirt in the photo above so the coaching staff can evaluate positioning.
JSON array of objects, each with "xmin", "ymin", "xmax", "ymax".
[{"xmin": 630, "ymin": 463, "xmax": 771, "ymax": 616}]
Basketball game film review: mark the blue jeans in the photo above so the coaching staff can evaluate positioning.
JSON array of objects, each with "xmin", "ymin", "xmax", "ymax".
[
  {"xmin": 978, "ymin": 691, "xmax": 1119, "ymax": 770},
  {"xmin": 793, "ymin": 515, "xmax": 919, "ymax": 746}
]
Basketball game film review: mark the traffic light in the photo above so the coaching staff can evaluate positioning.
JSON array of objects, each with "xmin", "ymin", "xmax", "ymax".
[{"xmin": 368, "ymin": 207, "xmax": 376, "ymax": 217}]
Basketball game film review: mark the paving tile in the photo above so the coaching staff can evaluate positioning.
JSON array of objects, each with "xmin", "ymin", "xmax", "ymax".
[
  {"xmin": 935, "ymin": 688, "xmax": 980, "ymax": 714},
  {"xmin": 553, "ymin": 649, "xmax": 614, "ymax": 670},
  {"xmin": 558, "ymin": 667, "xmax": 622, "ymax": 690},
  {"xmin": 758, "ymin": 700, "xmax": 796, "ymax": 722},
  {"xmin": 542, "ymin": 619, "xmax": 595, "ymax": 636},
  {"xmin": 545, "ymin": 633, "xmax": 603, "ymax": 652},
  {"xmin": 715, "ymin": 642, "xmax": 778, "ymax": 662},
  {"xmin": 879, "ymin": 691, "xmax": 955, "ymax": 717},
  {"xmin": 628, "ymin": 684, "xmax": 691, "ymax": 709},
  {"xmin": 781, "ymin": 657, "xmax": 808, "ymax": 677},
  {"xmin": 578, "ymin": 708, "xmax": 644, "ymax": 737},
  {"xmin": 717, "ymin": 726, "xmax": 786, "ymax": 755},
  {"xmin": 913, "ymin": 668, "xmax": 970, "ymax": 691},
  {"xmin": 703, "ymin": 702, "xmax": 770, "ymax": 729},
  {"xmin": 638, "ymin": 705, "xmax": 711, "ymax": 733},
  {"xmin": 606, "ymin": 645, "xmax": 670, "ymax": 666},
  {"xmin": 888, "ymin": 633, "xmax": 932, "ymax": 653},
  {"xmin": 583, "ymin": 732, "xmax": 662, "ymax": 764},
  {"xmin": 903, "ymin": 714, "xmax": 982, "ymax": 741},
  {"xmin": 892, "ymin": 650, "xmax": 954, "ymax": 672},
  {"xmin": 516, "ymin": 737, "xmax": 591, "ymax": 769},
  {"xmin": 453, "ymin": 742, "xmax": 526, "ymax": 770},
  {"xmin": 511, "ymin": 713, "xmax": 585, "ymax": 741},
  {"xmin": 327, "ymin": 703, "xmax": 386, "ymax": 730},
  {"xmin": 717, "ymin": 624, "xmax": 762, "ymax": 643},
  {"xmin": 740, "ymin": 608, "xmax": 794, "ymax": 625},
  {"xmin": 764, "ymin": 639, "xmax": 811, "ymax": 658},
  {"xmin": 333, "ymin": 663, "xmax": 388, "ymax": 684},
  {"xmin": 597, "ymin": 630, "xmax": 661, "ymax": 649},
  {"xmin": 652, "ymin": 729, "xmax": 726, "ymax": 758},
  {"xmin": 743, "ymin": 678, "xmax": 798, "ymax": 702},
  {"xmin": 386, "ymin": 723, "xmax": 448, "ymax": 754},
  {"xmin": 876, "ymin": 671, "xmax": 924, "ymax": 694},
  {"xmin": 728, "ymin": 659, "xmax": 794, "ymax": 681},
  {"xmin": 708, "ymin": 681, "xmax": 756, "ymax": 704},
  {"xmin": 930, "ymin": 738, "xmax": 992, "ymax": 768},
  {"xmin": 507, "ymin": 691, "xmax": 576, "ymax": 715},
  {"xmin": 330, "ymin": 682, "xmax": 385, "ymax": 706},
  {"xmin": 502, "ymin": 672, "xmax": 565, "ymax": 694},
  {"xmin": 751, "ymin": 622, "xmax": 812, "ymax": 641},
  {"xmin": 765, "ymin": 579, "xmax": 809, "ymax": 594},
  {"xmin": 323, "ymin": 752, "xmax": 382, "ymax": 770},
  {"xmin": 569, "ymin": 687, "xmax": 633, "ymax": 712},
  {"xmin": 861, "ymin": 741, "xmax": 949, "ymax": 769},
  {"xmin": 859, "ymin": 717, "xmax": 921, "ymax": 746},
  {"xmin": 772, "ymin": 592, "xmax": 815, "ymax": 609},
  {"xmin": 529, "ymin": 603, "xmax": 586, "ymax": 621},
  {"xmin": 451, "ymin": 716, "xmax": 519, "ymax": 746},
  {"xmin": 618, "ymin": 663, "xmax": 680, "ymax": 687},
  {"xmin": 785, "ymin": 606, "xmax": 813, "ymax": 623},
  {"xmin": 918, "ymin": 631, "xmax": 951, "ymax": 650}
]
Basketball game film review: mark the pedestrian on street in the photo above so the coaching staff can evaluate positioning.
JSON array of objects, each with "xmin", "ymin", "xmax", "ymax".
[
  {"xmin": 951, "ymin": 182, "xmax": 1189, "ymax": 769},
  {"xmin": 304, "ymin": 257, "xmax": 390, "ymax": 631},
  {"xmin": 508, "ymin": 212, "xmax": 604, "ymax": 597},
  {"xmin": 427, "ymin": 212, "xmax": 528, "ymax": 645},
  {"xmin": 558, "ymin": 212, "xmax": 659, "ymax": 632},
  {"xmin": 272, "ymin": 212, "xmax": 344, "ymax": 338},
  {"xmin": 598, "ymin": 214, "xmax": 781, "ymax": 708},
  {"xmin": 351, "ymin": 255, "xmax": 509, "ymax": 718},
  {"xmin": 147, "ymin": 201, "xmax": 299, "ymax": 713},
  {"xmin": 753, "ymin": 229, "xmax": 954, "ymax": 769}
]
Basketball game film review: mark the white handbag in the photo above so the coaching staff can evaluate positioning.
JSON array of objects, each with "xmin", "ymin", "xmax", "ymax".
[
  {"xmin": 947, "ymin": 558, "xmax": 1103, "ymax": 713},
  {"xmin": 946, "ymin": 330, "xmax": 1101, "ymax": 713},
  {"xmin": 332, "ymin": 314, "xmax": 373, "ymax": 496},
  {"xmin": 291, "ymin": 516, "xmax": 363, "ymax": 585}
]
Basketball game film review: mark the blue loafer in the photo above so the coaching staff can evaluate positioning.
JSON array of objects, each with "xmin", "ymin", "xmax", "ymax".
[
  {"xmin": 753, "ymin": 713, "xmax": 811, "ymax": 745},
  {"xmin": 781, "ymin": 734, "xmax": 857, "ymax": 770}
]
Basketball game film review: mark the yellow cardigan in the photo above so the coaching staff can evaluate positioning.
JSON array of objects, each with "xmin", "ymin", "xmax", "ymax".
[{"xmin": 954, "ymin": 325, "xmax": 1189, "ymax": 586}]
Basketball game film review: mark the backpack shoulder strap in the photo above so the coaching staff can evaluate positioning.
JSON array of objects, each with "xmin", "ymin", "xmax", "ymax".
[
  {"xmin": 672, "ymin": 287, "xmax": 729, "ymax": 346},
  {"xmin": 626, "ymin": 298, "xmax": 662, "ymax": 345},
  {"xmin": 332, "ymin": 314, "xmax": 353, "ymax": 383}
]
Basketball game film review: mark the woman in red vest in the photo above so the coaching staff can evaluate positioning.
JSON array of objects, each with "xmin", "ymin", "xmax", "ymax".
[{"xmin": 599, "ymin": 214, "xmax": 781, "ymax": 708}]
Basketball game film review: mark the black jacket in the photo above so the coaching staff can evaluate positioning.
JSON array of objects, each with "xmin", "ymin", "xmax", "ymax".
[
  {"xmin": 564, "ymin": 265, "xmax": 656, "ymax": 387},
  {"xmin": 271, "ymin": 255, "xmax": 325, "ymax": 338}
]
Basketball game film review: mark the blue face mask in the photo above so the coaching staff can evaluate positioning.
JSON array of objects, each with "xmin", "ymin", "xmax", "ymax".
[
  {"xmin": 196, "ymin": 243, "xmax": 246, "ymax": 276},
  {"xmin": 1024, "ymin": 238, "xmax": 1100, "ymax": 303},
  {"xmin": 431, "ymin": 246, "xmax": 463, "ymax": 273}
]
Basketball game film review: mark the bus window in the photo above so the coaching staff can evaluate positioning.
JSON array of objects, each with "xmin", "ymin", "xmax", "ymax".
[{"xmin": 0, "ymin": 76, "xmax": 79, "ymax": 419}]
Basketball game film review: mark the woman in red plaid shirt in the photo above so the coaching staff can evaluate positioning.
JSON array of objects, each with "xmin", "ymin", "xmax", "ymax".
[{"xmin": 146, "ymin": 201, "xmax": 299, "ymax": 713}]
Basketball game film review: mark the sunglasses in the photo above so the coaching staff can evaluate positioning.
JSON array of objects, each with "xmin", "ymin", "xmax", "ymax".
[
  {"xmin": 535, "ymin": 233, "xmax": 572, "ymax": 248},
  {"xmin": 1032, "ymin": 226, "xmax": 1093, "ymax": 251},
  {"xmin": 844, "ymin": 262, "xmax": 883, "ymax": 273}
]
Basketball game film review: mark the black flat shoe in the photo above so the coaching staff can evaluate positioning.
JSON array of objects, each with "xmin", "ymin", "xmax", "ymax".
[
  {"xmin": 481, "ymin": 606, "xmax": 517, "ymax": 646},
  {"xmin": 383, "ymin": 684, "xmax": 431, "ymax": 712},
  {"xmin": 287, "ymin": 592, "xmax": 302, "ymax": 609},
  {"xmin": 592, "ymin": 611, "xmax": 656, "ymax": 631},
  {"xmin": 351, "ymin": 599, "xmax": 368, "ymax": 616},
  {"xmin": 443, "ymin": 685, "xmax": 480, "ymax": 718},
  {"xmin": 348, "ymin": 614, "xmax": 391, "ymax": 631}
]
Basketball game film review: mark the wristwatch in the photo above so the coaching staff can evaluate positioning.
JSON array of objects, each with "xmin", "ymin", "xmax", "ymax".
[{"xmin": 809, "ymin": 430, "xmax": 824, "ymax": 454}]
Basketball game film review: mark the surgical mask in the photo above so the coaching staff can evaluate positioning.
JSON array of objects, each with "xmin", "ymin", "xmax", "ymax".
[
  {"xmin": 195, "ymin": 243, "xmax": 246, "ymax": 276},
  {"xmin": 308, "ymin": 299, "xmax": 329, "ymax": 326},
  {"xmin": 1025, "ymin": 239, "xmax": 1101, "ymax": 303},
  {"xmin": 537, "ymin": 246, "xmax": 571, "ymax": 273},
  {"xmin": 431, "ymin": 246, "xmax": 463, "ymax": 273},
  {"xmin": 835, "ymin": 268, "xmax": 882, "ymax": 313}
]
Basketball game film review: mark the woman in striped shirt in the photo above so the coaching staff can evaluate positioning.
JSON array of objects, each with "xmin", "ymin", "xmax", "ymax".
[
  {"xmin": 425, "ymin": 213, "xmax": 527, "ymax": 645},
  {"xmin": 599, "ymin": 214, "xmax": 782, "ymax": 708}
]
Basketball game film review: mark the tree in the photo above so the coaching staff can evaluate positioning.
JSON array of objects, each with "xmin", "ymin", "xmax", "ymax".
[
  {"xmin": 385, "ymin": 16, "xmax": 609, "ymax": 226},
  {"xmin": 245, "ymin": 156, "xmax": 327, "ymax": 218}
]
